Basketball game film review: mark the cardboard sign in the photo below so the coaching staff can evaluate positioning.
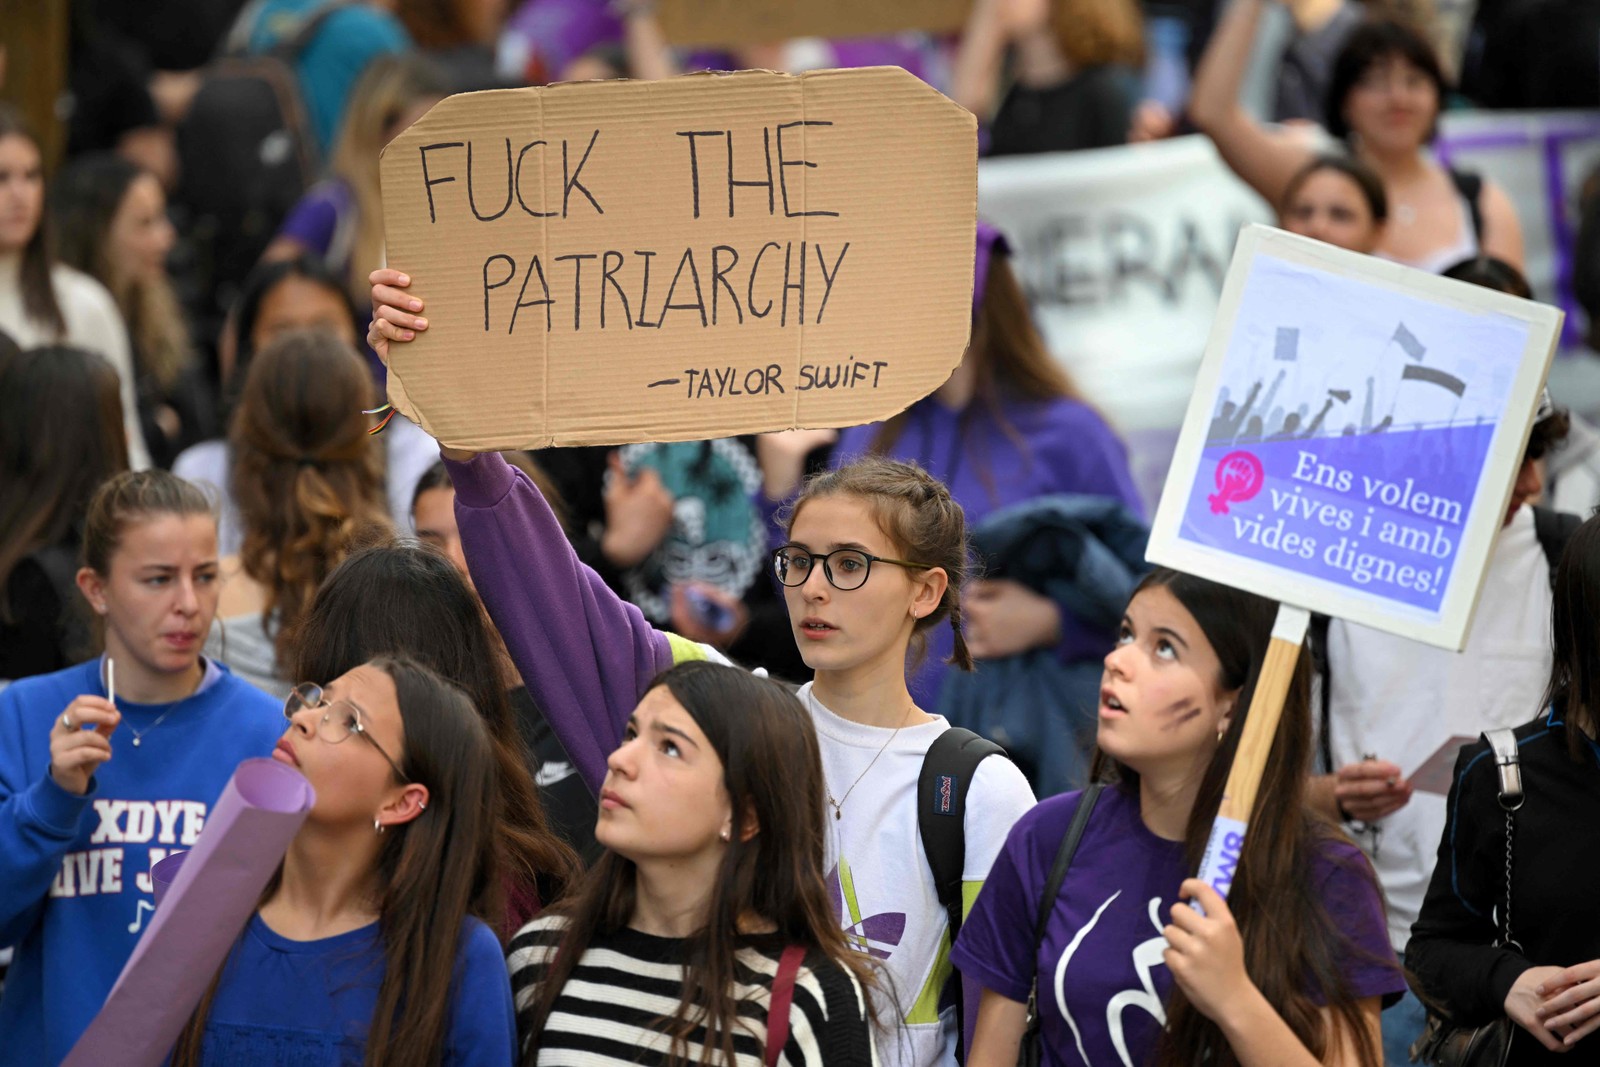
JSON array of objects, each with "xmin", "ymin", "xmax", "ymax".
[
  {"xmin": 657, "ymin": 0, "xmax": 971, "ymax": 48},
  {"xmin": 1148, "ymin": 225, "xmax": 1562, "ymax": 651},
  {"xmin": 379, "ymin": 67, "xmax": 976, "ymax": 451}
]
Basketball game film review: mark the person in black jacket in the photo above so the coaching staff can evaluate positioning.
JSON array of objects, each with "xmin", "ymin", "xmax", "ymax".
[{"xmin": 1409, "ymin": 512, "xmax": 1600, "ymax": 1061}]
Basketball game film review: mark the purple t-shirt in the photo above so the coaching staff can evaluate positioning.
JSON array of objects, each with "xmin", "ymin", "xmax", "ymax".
[{"xmin": 951, "ymin": 786, "xmax": 1404, "ymax": 1066}]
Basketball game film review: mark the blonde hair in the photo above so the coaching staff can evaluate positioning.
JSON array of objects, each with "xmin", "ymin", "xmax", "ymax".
[
  {"xmin": 328, "ymin": 55, "xmax": 447, "ymax": 308},
  {"xmin": 1052, "ymin": 0, "xmax": 1146, "ymax": 69}
]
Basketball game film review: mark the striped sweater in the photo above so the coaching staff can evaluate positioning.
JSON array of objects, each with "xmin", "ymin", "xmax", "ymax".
[{"xmin": 509, "ymin": 916, "xmax": 879, "ymax": 1066}]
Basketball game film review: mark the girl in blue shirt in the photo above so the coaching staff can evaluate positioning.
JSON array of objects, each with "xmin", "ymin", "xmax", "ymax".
[
  {"xmin": 0, "ymin": 470, "xmax": 283, "ymax": 1065},
  {"xmin": 168, "ymin": 655, "xmax": 515, "ymax": 1066}
]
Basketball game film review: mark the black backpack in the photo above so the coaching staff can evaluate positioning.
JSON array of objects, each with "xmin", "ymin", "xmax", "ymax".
[
  {"xmin": 172, "ymin": 2, "xmax": 345, "ymax": 340},
  {"xmin": 918, "ymin": 726, "xmax": 1008, "ymax": 1058}
]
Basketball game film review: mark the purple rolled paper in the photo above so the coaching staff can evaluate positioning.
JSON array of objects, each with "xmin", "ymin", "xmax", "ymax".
[
  {"xmin": 63, "ymin": 758, "xmax": 315, "ymax": 1067},
  {"xmin": 150, "ymin": 851, "xmax": 187, "ymax": 911}
]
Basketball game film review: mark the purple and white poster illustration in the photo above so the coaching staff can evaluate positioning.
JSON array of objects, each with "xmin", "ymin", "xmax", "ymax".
[{"xmin": 1176, "ymin": 253, "xmax": 1530, "ymax": 617}]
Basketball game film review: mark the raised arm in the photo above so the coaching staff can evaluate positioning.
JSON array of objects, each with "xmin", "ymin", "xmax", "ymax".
[
  {"xmin": 1188, "ymin": 0, "xmax": 1318, "ymax": 207},
  {"xmin": 368, "ymin": 270, "xmax": 681, "ymax": 795}
]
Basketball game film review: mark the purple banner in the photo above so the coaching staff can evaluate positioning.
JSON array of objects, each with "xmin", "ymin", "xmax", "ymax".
[{"xmin": 1179, "ymin": 423, "xmax": 1495, "ymax": 613}]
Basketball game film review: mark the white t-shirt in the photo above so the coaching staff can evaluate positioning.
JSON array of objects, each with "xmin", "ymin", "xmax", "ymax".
[
  {"xmin": 1325, "ymin": 505, "xmax": 1553, "ymax": 950},
  {"xmin": 0, "ymin": 255, "xmax": 151, "ymax": 469},
  {"xmin": 799, "ymin": 683, "xmax": 1037, "ymax": 1067}
]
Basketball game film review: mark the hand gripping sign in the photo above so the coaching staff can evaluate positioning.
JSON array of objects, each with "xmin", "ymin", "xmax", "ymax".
[
  {"xmin": 1147, "ymin": 225, "xmax": 1562, "ymax": 900},
  {"xmin": 378, "ymin": 66, "xmax": 977, "ymax": 452}
]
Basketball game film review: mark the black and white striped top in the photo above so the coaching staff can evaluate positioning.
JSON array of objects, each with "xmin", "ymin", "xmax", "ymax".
[{"xmin": 508, "ymin": 916, "xmax": 879, "ymax": 1066}]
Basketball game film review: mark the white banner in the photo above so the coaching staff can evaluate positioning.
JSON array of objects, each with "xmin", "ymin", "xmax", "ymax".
[
  {"xmin": 982, "ymin": 115, "xmax": 1600, "ymax": 507},
  {"xmin": 978, "ymin": 135, "xmax": 1272, "ymax": 508}
]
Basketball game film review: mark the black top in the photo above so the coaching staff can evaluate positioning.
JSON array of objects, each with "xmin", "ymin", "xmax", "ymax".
[
  {"xmin": 986, "ymin": 65, "xmax": 1142, "ymax": 157},
  {"xmin": 0, "ymin": 547, "xmax": 89, "ymax": 684},
  {"xmin": 508, "ymin": 685, "xmax": 600, "ymax": 864},
  {"xmin": 1408, "ymin": 709, "xmax": 1600, "ymax": 1063}
]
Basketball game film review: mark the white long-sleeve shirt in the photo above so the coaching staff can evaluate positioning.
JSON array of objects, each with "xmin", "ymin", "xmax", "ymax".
[{"xmin": 0, "ymin": 252, "xmax": 152, "ymax": 469}]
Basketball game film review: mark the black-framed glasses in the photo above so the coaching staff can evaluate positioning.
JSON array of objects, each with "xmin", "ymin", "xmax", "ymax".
[
  {"xmin": 771, "ymin": 545, "xmax": 934, "ymax": 591},
  {"xmin": 285, "ymin": 683, "xmax": 411, "ymax": 783}
]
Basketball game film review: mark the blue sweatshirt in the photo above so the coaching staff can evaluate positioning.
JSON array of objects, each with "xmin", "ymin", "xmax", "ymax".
[
  {"xmin": 0, "ymin": 658, "xmax": 283, "ymax": 1066},
  {"xmin": 193, "ymin": 914, "xmax": 515, "ymax": 1065}
]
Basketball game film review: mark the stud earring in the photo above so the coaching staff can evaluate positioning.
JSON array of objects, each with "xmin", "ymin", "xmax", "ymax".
[{"xmin": 719, "ymin": 827, "xmax": 731, "ymax": 842}]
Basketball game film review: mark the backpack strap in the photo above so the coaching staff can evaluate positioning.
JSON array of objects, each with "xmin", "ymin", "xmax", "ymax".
[
  {"xmin": 917, "ymin": 726, "xmax": 1005, "ymax": 1061},
  {"xmin": 919, "ymin": 727, "xmax": 1006, "ymax": 939},
  {"xmin": 1033, "ymin": 785, "xmax": 1104, "ymax": 942},
  {"xmin": 1448, "ymin": 167, "xmax": 1486, "ymax": 244},
  {"xmin": 1532, "ymin": 506, "xmax": 1581, "ymax": 589},
  {"xmin": 764, "ymin": 945, "xmax": 807, "ymax": 1067},
  {"xmin": 1021, "ymin": 785, "xmax": 1105, "ymax": 1054}
]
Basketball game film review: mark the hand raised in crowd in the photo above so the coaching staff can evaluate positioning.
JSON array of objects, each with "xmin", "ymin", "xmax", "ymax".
[
  {"xmin": 754, "ymin": 428, "xmax": 839, "ymax": 501},
  {"xmin": 963, "ymin": 578, "xmax": 1063, "ymax": 660},
  {"xmin": 1505, "ymin": 965, "xmax": 1574, "ymax": 1052},
  {"xmin": 49, "ymin": 695, "xmax": 120, "ymax": 796},
  {"xmin": 1333, "ymin": 758, "xmax": 1413, "ymax": 822},
  {"xmin": 368, "ymin": 268, "xmax": 479, "ymax": 462},
  {"xmin": 669, "ymin": 581, "xmax": 749, "ymax": 649},
  {"xmin": 367, "ymin": 268, "xmax": 427, "ymax": 366},
  {"xmin": 1536, "ymin": 960, "xmax": 1600, "ymax": 1048},
  {"xmin": 601, "ymin": 453, "xmax": 676, "ymax": 569},
  {"xmin": 1163, "ymin": 880, "xmax": 1253, "ymax": 1022}
]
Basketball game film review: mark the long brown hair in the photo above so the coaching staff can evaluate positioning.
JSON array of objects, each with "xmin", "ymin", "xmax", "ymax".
[
  {"xmin": 1090, "ymin": 570, "xmax": 1384, "ymax": 1067},
  {"xmin": 520, "ymin": 662, "xmax": 878, "ymax": 1066},
  {"xmin": 869, "ymin": 252, "xmax": 1083, "ymax": 496},
  {"xmin": 291, "ymin": 542, "xmax": 581, "ymax": 922},
  {"xmin": 50, "ymin": 153, "xmax": 193, "ymax": 392},
  {"xmin": 782, "ymin": 456, "xmax": 975, "ymax": 672},
  {"xmin": 229, "ymin": 330, "xmax": 393, "ymax": 670},
  {"xmin": 0, "ymin": 345, "xmax": 129, "ymax": 622},
  {"xmin": 172, "ymin": 656, "xmax": 502, "ymax": 1067},
  {"xmin": 1051, "ymin": 0, "xmax": 1145, "ymax": 69},
  {"xmin": 0, "ymin": 104, "xmax": 64, "ymax": 337},
  {"xmin": 326, "ymin": 55, "xmax": 447, "ymax": 308}
]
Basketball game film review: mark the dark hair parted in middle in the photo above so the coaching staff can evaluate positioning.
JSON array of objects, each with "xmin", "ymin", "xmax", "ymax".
[
  {"xmin": 520, "ymin": 660, "xmax": 878, "ymax": 1066},
  {"xmin": 1092, "ymin": 569, "xmax": 1385, "ymax": 1067},
  {"xmin": 1325, "ymin": 18, "xmax": 1447, "ymax": 142},
  {"xmin": 172, "ymin": 655, "xmax": 501, "ymax": 1067}
]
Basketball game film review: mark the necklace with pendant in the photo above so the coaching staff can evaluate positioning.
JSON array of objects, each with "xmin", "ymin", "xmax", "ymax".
[{"xmin": 826, "ymin": 702, "xmax": 916, "ymax": 821}]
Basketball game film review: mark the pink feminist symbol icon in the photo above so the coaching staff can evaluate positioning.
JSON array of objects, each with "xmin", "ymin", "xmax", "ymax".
[{"xmin": 1208, "ymin": 451, "xmax": 1264, "ymax": 515}]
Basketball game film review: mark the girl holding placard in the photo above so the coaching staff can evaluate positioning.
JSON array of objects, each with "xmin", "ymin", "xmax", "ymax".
[
  {"xmin": 168, "ymin": 656, "xmax": 516, "ymax": 1066},
  {"xmin": 952, "ymin": 569, "xmax": 1403, "ymax": 1067},
  {"xmin": 0, "ymin": 470, "xmax": 282, "ymax": 1066},
  {"xmin": 367, "ymin": 268, "xmax": 1038, "ymax": 1067},
  {"xmin": 509, "ymin": 660, "xmax": 879, "ymax": 1065}
]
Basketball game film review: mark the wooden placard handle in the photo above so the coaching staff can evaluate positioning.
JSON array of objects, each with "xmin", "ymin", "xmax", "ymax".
[{"xmin": 1196, "ymin": 603, "xmax": 1310, "ymax": 901}]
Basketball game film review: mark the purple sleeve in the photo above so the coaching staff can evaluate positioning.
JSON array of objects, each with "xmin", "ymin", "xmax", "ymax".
[
  {"xmin": 447, "ymin": 452, "xmax": 674, "ymax": 794},
  {"xmin": 1313, "ymin": 839, "xmax": 1407, "ymax": 1006},
  {"xmin": 275, "ymin": 186, "xmax": 343, "ymax": 258},
  {"xmin": 951, "ymin": 800, "xmax": 1063, "ymax": 1004}
]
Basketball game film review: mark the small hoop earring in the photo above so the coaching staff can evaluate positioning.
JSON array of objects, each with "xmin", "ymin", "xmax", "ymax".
[
  {"xmin": 374, "ymin": 818, "xmax": 385, "ymax": 835},
  {"xmin": 1216, "ymin": 726, "xmax": 1227, "ymax": 743}
]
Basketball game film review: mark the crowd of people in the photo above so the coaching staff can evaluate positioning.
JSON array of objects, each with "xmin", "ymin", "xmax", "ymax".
[{"xmin": 2, "ymin": 0, "xmax": 1599, "ymax": 1064}]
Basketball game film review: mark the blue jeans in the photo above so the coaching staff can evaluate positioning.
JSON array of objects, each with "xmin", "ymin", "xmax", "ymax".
[{"xmin": 1382, "ymin": 981, "xmax": 1429, "ymax": 1064}]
